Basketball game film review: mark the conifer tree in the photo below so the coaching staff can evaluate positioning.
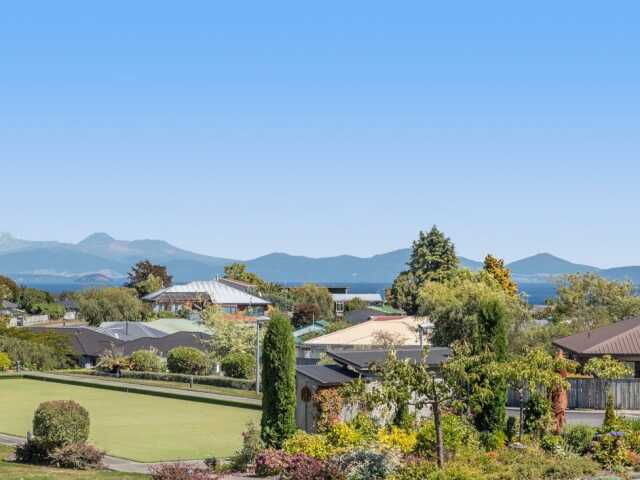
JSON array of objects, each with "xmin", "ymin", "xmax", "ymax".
[{"xmin": 260, "ymin": 311, "xmax": 296, "ymax": 448}]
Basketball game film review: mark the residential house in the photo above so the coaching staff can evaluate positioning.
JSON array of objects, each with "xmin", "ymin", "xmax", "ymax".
[
  {"xmin": 296, "ymin": 347, "xmax": 451, "ymax": 432},
  {"xmin": 143, "ymin": 279, "xmax": 271, "ymax": 317},
  {"xmin": 553, "ymin": 316, "xmax": 640, "ymax": 377},
  {"xmin": 328, "ymin": 287, "xmax": 383, "ymax": 317}
]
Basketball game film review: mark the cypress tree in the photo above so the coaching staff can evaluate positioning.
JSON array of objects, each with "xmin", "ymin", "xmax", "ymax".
[
  {"xmin": 260, "ymin": 310, "xmax": 296, "ymax": 448},
  {"xmin": 408, "ymin": 225, "xmax": 459, "ymax": 284}
]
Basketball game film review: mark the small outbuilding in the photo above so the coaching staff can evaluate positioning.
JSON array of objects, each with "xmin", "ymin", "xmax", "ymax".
[{"xmin": 553, "ymin": 316, "xmax": 640, "ymax": 377}]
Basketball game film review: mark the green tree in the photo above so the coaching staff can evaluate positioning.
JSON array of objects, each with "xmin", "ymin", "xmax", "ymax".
[
  {"xmin": 134, "ymin": 273, "xmax": 164, "ymax": 297},
  {"xmin": 388, "ymin": 226, "xmax": 459, "ymax": 314},
  {"xmin": 126, "ymin": 260, "xmax": 172, "ymax": 295},
  {"xmin": 224, "ymin": 263, "xmax": 263, "ymax": 285},
  {"xmin": 483, "ymin": 254, "xmax": 518, "ymax": 297},
  {"xmin": 202, "ymin": 305, "xmax": 257, "ymax": 362},
  {"xmin": 291, "ymin": 303, "xmax": 320, "ymax": 328},
  {"xmin": 261, "ymin": 311, "xmax": 296, "ymax": 448},
  {"xmin": 583, "ymin": 355, "xmax": 632, "ymax": 380},
  {"xmin": 0, "ymin": 284, "xmax": 12, "ymax": 302},
  {"xmin": 344, "ymin": 297, "xmax": 368, "ymax": 312},
  {"xmin": 77, "ymin": 287, "xmax": 149, "ymax": 326},
  {"xmin": 17, "ymin": 287, "xmax": 54, "ymax": 313},
  {"xmin": 291, "ymin": 283, "xmax": 334, "ymax": 321},
  {"xmin": 545, "ymin": 273, "xmax": 640, "ymax": 332}
]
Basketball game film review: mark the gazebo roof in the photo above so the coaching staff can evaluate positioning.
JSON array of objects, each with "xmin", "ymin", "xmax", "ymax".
[{"xmin": 553, "ymin": 316, "xmax": 640, "ymax": 355}]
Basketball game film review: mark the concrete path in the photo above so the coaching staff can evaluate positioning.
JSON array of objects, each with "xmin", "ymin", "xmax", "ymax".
[
  {"xmin": 0, "ymin": 433, "xmax": 264, "ymax": 477},
  {"xmin": 20, "ymin": 371, "xmax": 261, "ymax": 408}
]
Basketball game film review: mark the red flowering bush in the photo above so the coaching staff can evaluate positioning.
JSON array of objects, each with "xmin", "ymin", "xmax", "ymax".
[
  {"xmin": 283, "ymin": 453, "xmax": 343, "ymax": 480},
  {"xmin": 255, "ymin": 448, "xmax": 290, "ymax": 476}
]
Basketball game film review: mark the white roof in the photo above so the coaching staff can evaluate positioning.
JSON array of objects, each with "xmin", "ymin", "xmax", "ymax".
[
  {"xmin": 144, "ymin": 280, "xmax": 270, "ymax": 305},
  {"xmin": 331, "ymin": 293, "xmax": 383, "ymax": 302},
  {"xmin": 304, "ymin": 316, "xmax": 430, "ymax": 346}
]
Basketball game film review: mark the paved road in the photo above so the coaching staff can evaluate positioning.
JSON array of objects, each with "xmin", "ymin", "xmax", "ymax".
[{"xmin": 20, "ymin": 371, "xmax": 261, "ymax": 408}]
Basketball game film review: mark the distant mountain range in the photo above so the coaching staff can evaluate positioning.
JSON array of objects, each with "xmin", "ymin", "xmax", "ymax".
[{"xmin": 1, "ymin": 232, "xmax": 639, "ymax": 286}]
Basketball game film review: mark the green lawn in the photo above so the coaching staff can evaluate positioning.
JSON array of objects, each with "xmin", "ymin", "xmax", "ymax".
[
  {"xmin": 0, "ymin": 444, "xmax": 147, "ymax": 480},
  {"xmin": 0, "ymin": 379, "xmax": 260, "ymax": 462}
]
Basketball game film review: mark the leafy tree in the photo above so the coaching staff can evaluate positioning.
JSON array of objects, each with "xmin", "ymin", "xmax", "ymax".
[
  {"xmin": 408, "ymin": 226, "xmax": 459, "ymax": 284},
  {"xmin": 545, "ymin": 273, "xmax": 640, "ymax": 332},
  {"xmin": 0, "ymin": 275, "xmax": 18, "ymax": 301},
  {"xmin": 344, "ymin": 297, "xmax": 368, "ymax": 312},
  {"xmin": 291, "ymin": 303, "xmax": 320, "ymax": 328},
  {"xmin": 0, "ymin": 284, "xmax": 12, "ymax": 302},
  {"xmin": 483, "ymin": 254, "xmax": 518, "ymax": 297},
  {"xmin": 291, "ymin": 283, "xmax": 334, "ymax": 321},
  {"xmin": 261, "ymin": 310, "xmax": 296, "ymax": 448},
  {"xmin": 583, "ymin": 355, "xmax": 632, "ymax": 380},
  {"xmin": 77, "ymin": 287, "xmax": 149, "ymax": 326},
  {"xmin": 202, "ymin": 305, "xmax": 257, "ymax": 362},
  {"xmin": 224, "ymin": 263, "xmax": 263, "ymax": 285},
  {"xmin": 126, "ymin": 260, "xmax": 172, "ymax": 295},
  {"xmin": 224, "ymin": 263, "xmax": 295, "ymax": 311},
  {"xmin": 388, "ymin": 226, "xmax": 458, "ymax": 314},
  {"xmin": 17, "ymin": 287, "xmax": 54, "ymax": 313}
]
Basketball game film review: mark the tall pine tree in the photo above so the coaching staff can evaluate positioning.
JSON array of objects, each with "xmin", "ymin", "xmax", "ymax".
[{"xmin": 260, "ymin": 311, "xmax": 296, "ymax": 448}]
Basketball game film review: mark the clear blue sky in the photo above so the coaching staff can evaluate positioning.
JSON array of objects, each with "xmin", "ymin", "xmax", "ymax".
[{"xmin": 2, "ymin": 2, "xmax": 639, "ymax": 267}]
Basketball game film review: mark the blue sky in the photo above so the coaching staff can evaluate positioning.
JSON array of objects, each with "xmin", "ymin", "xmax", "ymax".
[{"xmin": 1, "ymin": 2, "xmax": 639, "ymax": 266}]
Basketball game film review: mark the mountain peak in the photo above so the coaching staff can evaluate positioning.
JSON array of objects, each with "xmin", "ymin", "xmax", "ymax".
[{"xmin": 78, "ymin": 232, "xmax": 115, "ymax": 245}]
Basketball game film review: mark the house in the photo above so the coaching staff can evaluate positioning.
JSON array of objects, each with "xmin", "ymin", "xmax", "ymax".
[
  {"xmin": 296, "ymin": 346, "xmax": 451, "ymax": 432},
  {"xmin": 328, "ymin": 287, "xmax": 383, "ymax": 316},
  {"xmin": 31, "ymin": 322, "xmax": 211, "ymax": 367},
  {"xmin": 553, "ymin": 316, "xmax": 640, "ymax": 377},
  {"xmin": 143, "ymin": 279, "xmax": 271, "ymax": 317},
  {"xmin": 344, "ymin": 305, "xmax": 404, "ymax": 325},
  {"xmin": 57, "ymin": 299, "xmax": 80, "ymax": 321},
  {"xmin": 298, "ymin": 316, "xmax": 433, "ymax": 360}
]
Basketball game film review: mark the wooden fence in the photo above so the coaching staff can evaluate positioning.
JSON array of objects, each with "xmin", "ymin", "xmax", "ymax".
[{"xmin": 507, "ymin": 378, "xmax": 640, "ymax": 410}]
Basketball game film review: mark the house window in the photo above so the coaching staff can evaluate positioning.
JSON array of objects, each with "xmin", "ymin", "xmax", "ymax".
[
  {"xmin": 223, "ymin": 305, "xmax": 238, "ymax": 314},
  {"xmin": 336, "ymin": 301, "xmax": 344, "ymax": 313}
]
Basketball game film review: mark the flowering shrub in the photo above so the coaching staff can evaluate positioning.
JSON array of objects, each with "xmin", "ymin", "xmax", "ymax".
[
  {"xmin": 377, "ymin": 426, "xmax": 417, "ymax": 454},
  {"xmin": 255, "ymin": 449, "xmax": 290, "ymax": 476},
  {"xmin": 48, "ymin": 443, "xmax": 105, "ymax": 470},
  {"xmin": 326, "ymin": 422, "xmax": 363, "ymax": 449},
  {"xmin": 283, "ymin": 431, "xmax": 334, "ymax": 459},
  {"xmin": 283, "ymin": 453, "xmax": 341, "ymax": 480},
  {"xmin": 349, "ymin": 413, "xmax": 379, "ymax": 441},
  {"xmin": 149, "ymin": 462, "xmax": 217, "ymax": 480},
  {"xmin": 335, "ymin": 449, "xmax": 400, "ymax": 480},
  {"xmin": 314, "ymin": 388, "xmax": 343, "ymax": 432}
]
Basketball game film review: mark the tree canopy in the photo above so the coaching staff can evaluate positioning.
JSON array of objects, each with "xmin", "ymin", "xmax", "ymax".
[
  {"xmin": 483, "ymin": 254, "xmax": 518, "ymax": 297},
  {"xmin": 291, "ymin": 283, "xmax": 334, "ymax": 322},
  {"xmin": 77, "ymin": 287, "xmax": 149, "ymax": 326},
  {"xmin": 126, "ymin": 260, "xmax": 172, "ymax": 296},
  {"xmin": 201, "ymin": 305, "xmax": 257, "ymax": 361},
  {"xmin": 583, "ymin": 355, "xmax": 632, "ymax": 380}
]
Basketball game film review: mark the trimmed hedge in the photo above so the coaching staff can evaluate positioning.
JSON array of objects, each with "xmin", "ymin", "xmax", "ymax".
[
  {"xmin": 221, "ymin": 352, "xmax": 256, "ymax": 380},
  {"xmin": 167, "ymin": 347, "xmax": 208, "ymax": 375},
  {"xmin": 118, "ymin": 369, "xmax": 256, "ymax": 391}
]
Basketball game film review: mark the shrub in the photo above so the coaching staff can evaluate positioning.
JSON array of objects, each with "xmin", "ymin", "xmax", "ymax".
[
  {"xmin": 335, "ymin": 449, "xmax": 400, "ymax": 480},
  {"xmin": 348, "ymin": 413, "xmax": 379, "ymax": 441},
  {"xmin": 604, "ymin": 390, "xmax": 616, "ymax": 429},
  {"xmin": 221, "ymin": 352, "xmax": 255, "ymax": 379},
  {"xmin": 540, "ymin": 434, "xmax": 564, "ymax": 455},
  {"xmin": 0, "ymin": 351, "xmax": 11, "ymax": 371},
  {"xmin": 0, "ymin": 336, "xmax": 70, "ymax": 370},
  {"xmin": 282, "ymin": 453, "xmax": 340, "ymax": 480},
  {"xmin": 562, "ymin": 424, "xmax": 596, "ymax": 455},
  {"xmin": 314, "ymin": 388, "xmax": 343, "ymax": 432},
  {"xmin": 96, "ymin": 350, "xmax": 130, "ymax": 373},
  {"xmin": 229, "ymin": 421, "xmax": 263, "ymax": 472},
  {"xmin": 33, "ymin": 400, "xmax": 90, "ymax": 450},
  {"xmin": 255, "ymin": 448, "xmax": 290, "ymax": 476},
  {"xmin": 167, "ymin": 347, "xmax": 208, "ymax": 375},
  {"xmin": 522, "ymin": 392, "xmax": 552, "ymax": 437},
  {"xmin": 415, "ymin": 414, "xmax": 479, "ymax": 460},
  {"xmin": 49, "ymin": 443, "xmax": 105, "ymax": 470},
  {"xmin": 130, "ymin": 349, "xmax": 163, "ymax": 372},
  {"xmin": 378, "ymin": 426, "xmax": 417, "ymax": 454},
  {"xmin": 14, "ymin": 439, "xmax": 50, "ymax": 464},
  {"xmin": 479, "ymin": 430, "xmax": 506, "ymax": 451},
  {"xmin": 325, "ymin": 422, "xmax": 363, "ymax": 449},
  {"xmin": 283, "ymin": 431, "xmax": 333, "ymax": 460},
  {"xmin": 593, "ymin": 432, "xmax": 629, "ymax": 470},
  {"xmin": 149, "ymin": 462, "xmax": 217, "ymax": 480}
]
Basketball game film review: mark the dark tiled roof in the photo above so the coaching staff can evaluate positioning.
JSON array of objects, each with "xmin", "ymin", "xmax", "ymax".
[
  {"xmin": 296, "ymin": 364, "xmax": 360, "ymax": 386},
  {"xmin": 121, "ymin": 332, "xmax": 209, "ymax": 356},
  {"xmin": 329, "ymin": 347, "xmax": 451, "ymax": 372},
  {"xmin": 553, "ymin": 316, "xmax": 640, "ymax": 355},
  {"xmin": 344, "ymin": 308, "xmax": 386, "ymax": 325}
]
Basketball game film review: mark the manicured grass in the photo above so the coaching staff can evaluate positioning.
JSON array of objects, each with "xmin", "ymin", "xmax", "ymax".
[
  {"xmin": 0, "ymin": 379, "xmax": 260, "ymax": 462},
  {"xmin": 60, "ymin": 372, "xmax": 261, "ymax": 399},
  {"xmin": 0, "ymin": 444, "xmax": 147, "ymax": 479}
]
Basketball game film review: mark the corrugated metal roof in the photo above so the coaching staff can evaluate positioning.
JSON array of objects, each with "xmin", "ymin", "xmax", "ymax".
[
  {"xmin": 553, "ymin": 316, "xmax": 640, "ymax": 355},
  {"xmin": 331, "ymin": 293, "xmax": 383, "ymax": 302},
  {"xmin": 329, "ymin": 347, "xmax": 451, "ymax": 371},
  {"xmin": 98, "ymin": 322, "xmax": 167, "ymax": 341},
  {"xmin": 144, "ymin": 280, "xmax": 270, "ymax": 305},
  {"xmin": 146, "ymin": 318, "xmax": 212, "ymax": 335}
]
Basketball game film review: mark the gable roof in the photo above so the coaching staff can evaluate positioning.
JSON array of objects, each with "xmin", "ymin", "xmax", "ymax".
[
  {"xmin": 329, "ymin": 347, "xmax": 451, "ymax": 372},
  {"xmin": 98, "ymin": 322, "xmax": 167, "ymax": 341},
  {"xmin": 553, "ymin": 316, "xmax": 640, "ymax": 355},
  {"xmin": 143, "ymin": 280, "xmax": 269, "ymax": 305}
]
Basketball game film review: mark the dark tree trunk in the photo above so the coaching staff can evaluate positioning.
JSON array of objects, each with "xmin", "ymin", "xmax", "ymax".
[{"xmin": 433, "ymin": 397, "xmax": 444, "ymax": 468}]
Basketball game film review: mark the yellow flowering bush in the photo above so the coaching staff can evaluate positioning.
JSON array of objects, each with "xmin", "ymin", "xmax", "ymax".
[
  {"xmin": 325, "ymin": 422, "xmax": 363, "ymax": 449},
  {"xmin": 282, "ymin": 431, "xmax": 334, "ymax": 459},
  {"xmin": 378, "ymin": 426, "xmax": 417, "ymax": 454}
]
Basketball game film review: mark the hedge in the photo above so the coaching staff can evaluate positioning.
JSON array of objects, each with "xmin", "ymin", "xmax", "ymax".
[{"xmin": 118, "ymin": 369, "xmax": 256, "ymax": 391}]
